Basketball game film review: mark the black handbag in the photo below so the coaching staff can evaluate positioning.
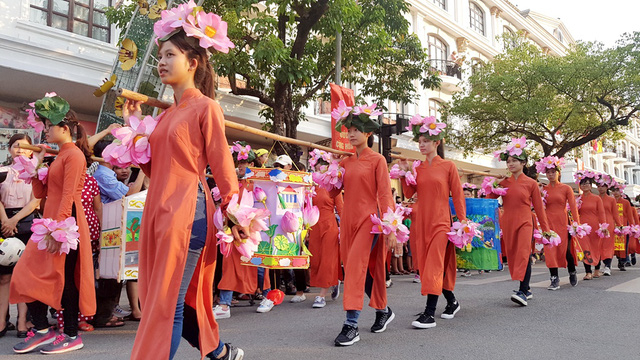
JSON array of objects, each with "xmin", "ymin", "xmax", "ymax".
[{"xmin": 3, "ymin": 208, "xmax": 39, "ymax": 236}]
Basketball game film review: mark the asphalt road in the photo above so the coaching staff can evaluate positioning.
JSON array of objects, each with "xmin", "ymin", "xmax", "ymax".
[{"xmin": 1, "ymin": 262, "xmax": 639, "ymax": 360}]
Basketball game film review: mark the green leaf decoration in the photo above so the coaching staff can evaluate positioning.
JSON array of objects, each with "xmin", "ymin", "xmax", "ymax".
[
  {"xmin": 257, "ymin": 241, "xmax": 271, "ymax": 255},
  {"xmin": 262, "ymin": 224, "xmax": 278, "ymax": 239},
  {"xmin": 273, "ymin": 235, "xmax": 289, "ymax": 251},
  {"xmin": 286, "ymin": 243, "xmax": 300, "ymax": 256}
]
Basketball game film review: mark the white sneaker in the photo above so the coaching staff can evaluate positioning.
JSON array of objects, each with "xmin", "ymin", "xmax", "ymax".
[
  {"xmin": 413, "ymin": 274, "xmax": 421, "ymax": 283},
  {"xmin": 290, "ymin": 295, "xmax": 306, "ymax": 303},
  {"xmin": 213, "ymin": 305, "xmax": 230, "ymax": 319},
  {"xmin": 312, "ymin": 296, "xmax": 326, "ymax": 308},
  {"xmin": 603, "ymin": 267, "xmax": 612, "ymax": 276},
  {"xmin": 257, "ymin": 298, "xmax": 274, "ymax": 313},
  {"xmin": 113, "ymin": 305, "xmax": 131, "ymax": 318}
]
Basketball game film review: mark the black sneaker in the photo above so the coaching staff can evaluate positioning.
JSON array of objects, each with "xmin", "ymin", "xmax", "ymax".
[
  {"xmin": 218, "ymin": 343, "xmax": 244, "ymax": 360},
  {"xmin": 569, "ymin": 271, "xmax": 578, "ymax": 286},
  {"xmin": 411, "ymin": 312, "xmax": 436, "ymax": 329},
  {"xmin": 526, "ymin": 290, "xmax": 533, "ymax": 300},
  {"xmin": 370, "ymin": 307, "xmax": 395, "ymax": 333},
  {"xmin": 632, "ymin": 254, "xmax": 637, "ymax": 265},
  {"xmin": 334, "ymin": 324, "xmax": 360, "ymax": 346},
  {"xmin": 547, "ymin": 276, "xmax": 560, "ymax": 291},
  {"xmin": 511, "ymin": 291, "xmax": 528, "ymax": 306},
  {"xmin": 440, "ymin": 301, "xmax": 460, "ymax": 319}
]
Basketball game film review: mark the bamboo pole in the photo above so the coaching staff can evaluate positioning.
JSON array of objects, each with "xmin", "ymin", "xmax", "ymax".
[
  {"xmin": 389, "ymin": 153, "xmax": 504, "ymax": 177},
  {"xmin": 19, "ymin": 144, "xmax": 104, "ymax": 162},
  {"xmin": 115, "ymin": 88, "xmax": 353, "ymax": 156}
]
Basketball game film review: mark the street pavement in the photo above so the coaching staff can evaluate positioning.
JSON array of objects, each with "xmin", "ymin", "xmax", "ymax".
[{"xmin": 1, "ymin": 262, "xmax": 639, "ymax": 360}]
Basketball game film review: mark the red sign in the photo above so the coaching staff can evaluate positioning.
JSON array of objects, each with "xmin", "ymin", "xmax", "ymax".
[{"xmin": 330, "ymin": 83, "xmax": 355, "ymax": 153}]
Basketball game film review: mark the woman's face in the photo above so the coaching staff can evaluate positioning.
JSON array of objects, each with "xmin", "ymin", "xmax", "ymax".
[
  {"xmin": 545, "ymin": 168, "xmax": 558, "ymax": 182},
  {"xmin": 580, "ymin": 181, "xmax": 592, "ymax": 193},
  {"xmin": 9, "ymin": 139, "xmax": 32, "ymax": 159},
  {"xmin": 113, "ymin": 166, "xmax": 131, "ymax": 182},
  {"xmin": 418, "ymin": 136, "xmax": 439, "ymax": 156},
  {"xmin": 597, "ymin": 185, "xmax": 608, "ymax": 194},
  {"xmin": 157, "ymin": 41, "xmax": 194, "ymax": 86},
  {"xmin": 463, "ymin": 190, "xmax": 473, "ymax": 198},
  {"xmin": 43, "ymin": 120, "xmax": 68, "ymax": 143},
  {"xmin": 612, "ymin": 188, "xmax": 621, "ymax": 198},
  {"xmin": 258, "ymin": 154, "xmax": 268, "ymax": 165},
  {"xmin": 347, "ymin": 127, "xmax": 368, "ymax": 147},
  {"xmin": 506, "ymin": 157, "xmax": 524, "ymax": 173}
]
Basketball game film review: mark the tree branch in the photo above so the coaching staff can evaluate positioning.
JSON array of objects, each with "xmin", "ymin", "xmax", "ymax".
[
  {"xmin": 290, "ymin": 0, "xmax": 329, "ymax": 60},
  {"xmin": 229, "ymin": 75, "xmax": 276, "ymax": 108},
  {"xmin": 294, "ymin": 70, "xmax": 335, "ymax": 113}
]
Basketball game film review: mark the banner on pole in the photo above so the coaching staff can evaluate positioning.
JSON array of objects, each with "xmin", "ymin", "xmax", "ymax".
[{"xmin": 329, "ymin": 83, "xmax": 355, "ymax": 153}]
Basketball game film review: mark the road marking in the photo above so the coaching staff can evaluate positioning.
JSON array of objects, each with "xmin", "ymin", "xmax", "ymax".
[
  {"xmin": 606, "ymin": 277, "xmax": 640, "ymax": 294},
  {"xmin": 459, "ymin": 272, "xmax": 546, "ymax": 285}
]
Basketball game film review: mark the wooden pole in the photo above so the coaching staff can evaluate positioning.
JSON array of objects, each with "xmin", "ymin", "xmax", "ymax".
[
  {"xmin": 389, "ymin": 153, "xmax": 504, "ymax": 177},
  {"xmin": 19, "ymin": 144, "xmax": 104, "ymax": 162},
  {"xmin": 115, "ymin": 88, "xmax": 352, "ymax": 156}
]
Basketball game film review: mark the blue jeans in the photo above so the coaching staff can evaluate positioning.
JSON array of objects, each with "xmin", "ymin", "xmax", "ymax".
[{"xmin": 170, "ymin": 190, "xmax": 226, "ymax": 359}]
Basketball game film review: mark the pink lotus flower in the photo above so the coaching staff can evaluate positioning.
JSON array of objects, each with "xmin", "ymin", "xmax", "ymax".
[
  {"xmin": 447, "ymin": 221, "xmax": 482, "ymax": 249},
  {"xmin": 535, "ymin": 156, "xmax": 565, "ymax": 174},
  {"xmin": 211, "ymin": 187, "xmax": 221, "ymax": 201},
  {"xmin": 419, "ymin": 116, "xmax": 447, "ymax": 136},
  {"xmin": 183, "ymin": 11, "xmax": 235, "ymax": 53},
  {"xmin": 12, "ymin": 156, "xmax": 39, "ymax": 184},
  {"xmin": 103, "ymin": 115, "xmax": 157, "ymax": 167},
  {"xmin": 312, "ymin": 161, "xmax": 345, "ymax": 191},
  {"xmin": 281, "ymin": 211, "xmax": 300, "ymax": 234},
  {"xmin": 406, "ymin": 114, "xmax": 423, "ymax": 131},
  {"xmin": 533, "ymin": 229, "xmax": 543, "ymax": 241},
  {"xmin": 309, "ymin": 149, "xmax": 333, "ymax": 169},
  {"xmin": 102, "ymin": 141, "xmax": 133, "ymax": 168},
  {"xmin": 213, "ymin": 207, "xmax": 234, "ymax": 257},
  {"xmin": 302, "ymin": 205, "xmax": 320, "ymax": 228},
  {"xmin": 462, "ymin": 183, "xmax": 477, "ymax": 190},
  {"xmin": 30, "ymin": 217, "xmax": 79, "ymax": 254},
  {"xmin": 231, "ymin": 142, "xmax": 251, "ymax": 161},
  {"xmin": 541, "ymin": 230, "xmax": 561, "ymax": 247},
  {"xmin": 630, "ymin": 224, "xmax": 640, "ymax": 239},
  {"xmin": 154, "ymin": 0, "xmax": 197, "ymax": 39},
  {"xmin": 253, "ymin": 186, "xmax": 267, "ymax": 203},
  {"xmin": 370, "ymin": 207, "xmax": 411, "ymax": 244},
  {"xmin": 331, "ymin": 100, "xmax": 352, "ymax": 121},
  {"xmin": 26, "ymin": 105, "xmax": 44, "ymax": 133},
  {"xmin": 506, "ymin": 136, "xmax": 527, "ymax": 156},
  {"xmin": 225, "ymin": 189, "xmax": 270, "ymax": 258},
  {"xmin": 404, "ymin": 170, "xmax": 416, "ymax": 186},
  {"xmin": 396, "ymin": 203, "xmax": 412, "ymax": 217},
  {"xmin": 567, "ymin": 222, "xmax": 592, "ymax": 238},
  {"xmin": 480, "ymin": 176, "xmax": 508, "ymax": 196},
  {"xmin": 389, "ymin": 164, "xmax": 403, "ymax": 179},
  {"xmin": 353, "ymin": 103, "xmax": 383, "ymax": 117},
  {"xmin": 597, "ymin": 223, "xmax": 610, "ymax": 238}
]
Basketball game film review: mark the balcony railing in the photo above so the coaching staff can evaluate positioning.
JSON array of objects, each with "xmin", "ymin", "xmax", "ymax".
[{"xmin": 429, "ymin": 59, "xmax": 462, "ymax": 80}]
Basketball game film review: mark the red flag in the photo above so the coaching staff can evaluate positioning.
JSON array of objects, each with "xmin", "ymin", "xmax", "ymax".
[{"xmin": 330, "ymin": 83, "xmax": 356, "ymax": 153}]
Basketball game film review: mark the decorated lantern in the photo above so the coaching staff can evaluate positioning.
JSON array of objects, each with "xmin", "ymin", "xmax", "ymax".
[{"xmin": 241, "ymin": 167, "xmax": 315, "ymax": 269}]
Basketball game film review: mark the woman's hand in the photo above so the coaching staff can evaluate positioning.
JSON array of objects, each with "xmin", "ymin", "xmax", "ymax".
[
  {"xmin": 386, "ymin": 233, "xmax": 398, "ymax": 250},
  {"xmin": 45, "ymin": 238, "xmax": 62, "ymax": 254},
  {"xmin": 107, "ymin": 122, "xmax": 122, "ymax": 133},
  {"xmin": 1, "ymin": 217, "xmax": 18, "ymax": 237},
  {"xmin": 122, "ymin": 100, "xmax": 143, "ymax": 126},
  {"xmin": 231, "ymin": 224, "xmax": 250, "ymax": 241},
  {"xmin": 398, "ymin": 159, "xmax": 410, "ymax": 172},
  {"xmin": 35, "ymin": 145, "xmax": 48, "ymax": 164}
]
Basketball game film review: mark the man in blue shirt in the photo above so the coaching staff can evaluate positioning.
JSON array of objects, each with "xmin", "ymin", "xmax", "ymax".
[{"xmin": 92, "ymin": 140, "xmax": 144, "ymax": 203}]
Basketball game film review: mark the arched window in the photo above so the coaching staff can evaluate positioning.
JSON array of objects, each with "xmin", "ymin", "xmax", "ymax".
[
  {"xmin": 433, "ymin": 0, "xmax": 446, "ymax": 10},
  {"xmin": 503, "ymin": 26, "xmax": 517, "ymax": 50},
  {"xmin": 590, "ymin": 158, "xmax": 596, "ymax": 170},
  {"xmin": 470, "ymin": 57, "xmax": 483, "ymax": 76},
  {"xmin": 553, "ymin": 29, "xmax": 563, "ymax": 43},
  {"xmin": 469, "ymin": 2, "xmax": 485, "ymax": 36},
  {"xmin": 427, "ymin": 35, "xmax": 448, "ymax": 72},
  {"xmin": 428, "ymin": 98, "xmax": 443, "ymax": 120},
  {"xmin": 615, "ymin": 167, "xmax": 620, "ymax": 178},
  {"xmin": 624, "ymin": 171, "xmax": 629, "ymax": 182},
  {"xmin": 603, "ymin": 163, "xmax": 609, "ymax": 174},
  {"xmin": 634, "ymin": 174, "xmax": 638, "ymax": 185}
]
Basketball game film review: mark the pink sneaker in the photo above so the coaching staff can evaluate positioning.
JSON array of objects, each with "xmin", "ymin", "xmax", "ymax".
[
  {"xmin": 13, "ymin": 328, "xmax": 56, "ymax": 354},
  {"xmin": 39, "ymin": 333, "xmax": 84, "ymax": 354}
]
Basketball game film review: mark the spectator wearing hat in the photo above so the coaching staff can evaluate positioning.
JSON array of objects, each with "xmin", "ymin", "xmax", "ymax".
[
  {"xmin": 254, "ymin": 149, "xmax": 269, "ymax": 167},
  {"xmin": 274, "ymin": 155, "xmax": 293, "ymax": 170}
]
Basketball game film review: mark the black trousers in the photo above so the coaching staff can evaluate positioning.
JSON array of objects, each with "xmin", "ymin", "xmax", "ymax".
[
  {"xmin": 519, "ymin": 261, "xmax": 532, "ymax": 293},
  {"xmin": 27, "ymin": 248, "xmax": 79, "ymax": 337},
  {"xmin": 549, "ymin": 245, "xmax": 577, "ymax": 276}
]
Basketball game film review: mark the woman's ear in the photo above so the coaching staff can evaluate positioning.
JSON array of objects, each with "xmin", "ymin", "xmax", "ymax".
[{"xmin": 189, "ymin": 57, "xmax": 198, "ymax": 71}]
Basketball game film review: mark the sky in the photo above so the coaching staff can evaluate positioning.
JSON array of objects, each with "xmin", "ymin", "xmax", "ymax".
[{"xmin": 513, "ymin": 0, "xmax": 640, "ymax": 46}]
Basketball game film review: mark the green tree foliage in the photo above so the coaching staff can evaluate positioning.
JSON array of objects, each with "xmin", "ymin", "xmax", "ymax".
[{"xmin": 446, "ymin": 32, "xmax": 640, "ymax": 158}]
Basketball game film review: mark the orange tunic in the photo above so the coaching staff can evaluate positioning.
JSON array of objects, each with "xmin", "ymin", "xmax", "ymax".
[
  {"xmin": 542, "ymin": 183, "xmax": 580, "ymax": 268},
  {"xmin": 308, "ymin": 189, "xmax": 343, "ymax": 288},
  {"xmin": 401, "ymin": 156, "xmax": 466, "ymax": 296},
  {"xmin": 599, "ymin": 194, "xmax": 621, "ymax": 260},
  {"xmin": 10, "ymin": 143, "xmax": 95, "ymax": 316},
  {"xmin": 632, "ymin": 207, "xmax": 640, "ymax": 254},
  {"xmin": 614, "ymin": 197, "xmax": 636, "ymax": 258},
  {"xmin": 577, "ymin": 192, "xmax": 606, "ymax": 265},
  {"xmin": 493, "ymin": 175, "xmax": 550, "ymax": 281},
  {"xmin": 131, "ymin": 89, "xmax": 239, "ymax": 359},
  {"xmin": 335, "ymin": 147, "xmax": 393, "ymax": 311}
]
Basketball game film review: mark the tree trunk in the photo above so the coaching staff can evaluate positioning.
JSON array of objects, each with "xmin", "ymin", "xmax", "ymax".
[{"xmin": 272, "ymin": 81, "xmax": 301, "ymax": 163}]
